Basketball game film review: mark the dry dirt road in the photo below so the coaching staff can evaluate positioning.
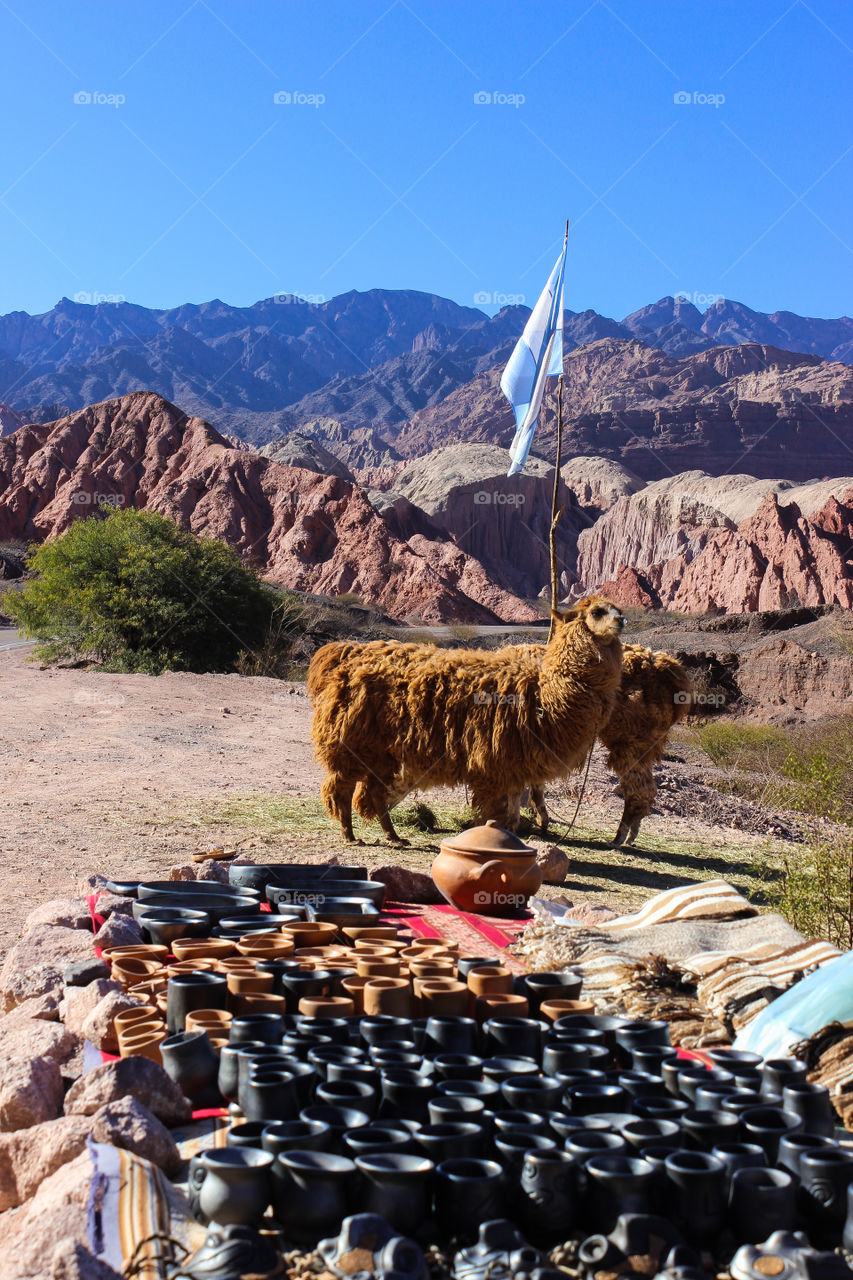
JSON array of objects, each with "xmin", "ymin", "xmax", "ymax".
[{"xmin": 0, "ymin": 642, "xmax": 769, "ymax": 961}]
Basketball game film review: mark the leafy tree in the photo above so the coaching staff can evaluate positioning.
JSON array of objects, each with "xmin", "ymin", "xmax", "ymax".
[{"xmin": 7, "ymin": 508, "xmax": 302, "ymax": 673}]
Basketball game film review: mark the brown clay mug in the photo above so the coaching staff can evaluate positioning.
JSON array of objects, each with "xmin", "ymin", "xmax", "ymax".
[{"xmin": 363, "ymin": 978, "xmax": 414, "ymax": 1018}]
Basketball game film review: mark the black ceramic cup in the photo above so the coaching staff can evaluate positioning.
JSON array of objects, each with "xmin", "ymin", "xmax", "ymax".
[
  {"xmin": 272, "ymin": 1150, "xmax": 354, "ymax": 1241},
  {"xmin": 781, "ymin": 1081, "xmax": 835, "ymax": 1137},
  {"xmin": 739, "ymin": 1106, "xmax": 804, "ymax": 1163},
  {"xmin": 760, "ymin": 1058, "xmax": 808, "ymax": 1099},
  {"xmin": 166, "ymin": 972, "xmax": 228, "ymax": 1035},
  {"xmin": 567, "ymin": 1083, "xmax": 630, "ymax": 1116},
  {"xmin": 710, "ymin": 1141, "xmax": 766, "ymax": 1186},
  {"xmin": 378, "ymin": 1068, "xmax": 434, "ymax": 1124},
  {"xmin": 493, "ymin": 1130, "xmax": 558, "ymax": 1184},
  {"xmin": 325, "ymin": 1062, "xmax": 380, "ymax": 1089},
  {"xmin": 633, "ymin": 1095, "xmax": 690, "ymax": 1121},
  {"xmin": 456, "ymin": 957, "xmax": 501, "ymax": 980},
  {"xmin": 342, "ymin": 1124, "xmax": 415, "ymax": 1159},
  {"xmin": 423, "ymin": 1016, "xmax": 477, "ymax": 1056},
  {"xmin": 613, "ymin": 1020, "xmax": 671, "ymax": 1068},
  {"xmin": 226, "ymin": 1121, "xmax": 266, "ymax": 1149},
  {"xmin": 483, "ymin": 1017, "xmax": 543, "ymax": 1062},
  {"xmin": 492, "ymin": 1110, "xmax": 549, "ymax": 1138},
  {"xmin": 481, "ymin": 1056, "xmax": 538, "ymax": 1084},
  {"xmin": 218, "ymin": 1040, "xmax": 267, "ymax": 1103},
  {"xmin": 564, "ymin": 1130, "xmax": 629, "ymax": 1164},
  {"xmin": 798, "ymin": 1147, "xmax": 853, "ymax": 1244},
  {"xmin": 681, "ymin": 1107, "xmax": 740, "ymax": 1151},
  {"xmin": 228, "ymin": 1013, "xmax": 285, "ymax": 1045},
  {"xmin": 299, "ymin": 1104, "xmax": 370, "ymax": 1154},
  {"xmin": 618, "ymin": 1071, "xmax": 667, "ymax": 1101},
  {"xmin": 501, "ymin": 1074, "xmax": 563, "ymax": 1113},
  {"xmin": 523, "ymin": 971, "xmax": 582, "ymax": 1012},
  {"xmin": 776, "ymin": 1131, "xmax": 839, "ymax": 1180},
  {"xmin": 432, "ymin": 1053, "xmax": 483, "ymax": 1082},
  {"xmin": 359, "ymin": 1015, "xmax": 414, "ymax": 1047},
  {"xmin": 719, "ymin": 1090, "xmax": 765, "ymax": 1118},
  {"xmin": 160, "ymin": 1030, "xmax": 222, "ymax": 1109},
  {"xmin": 414, "ymin": 1120, "xmax": 485, "ymax": 1162},
  {"xmin": 729, "ymin": 1166, "xmax": 796, "ymax": 1244},
  {"xmin": 434, "ymin": 1158, "xmax": 505, "ymax": 1241},
  {"xmin": 435, "ymin": 1077, "xmax": 501, "ymax": 1102},
  {"xmin": 584, "ymin": 1155, "xmax": 655, "ymax": 1232},
  {"xmin": 678, "ymin": 1066, "xmax": 734, "ymax": 1104},
  {"xmin": 354, "ymin": 1153, "xmax": 435, "ymax": 1236},
  {"xmin": 261, "ymin": 1119, "xmax": 331, "ymax": 1155},
  {"xmin": 663, "ymin": 1149, "xmax": 727, "ymax": 1247},
  {"xmin": 519, "ymin": 1148, "xmax": 577, "ymax": 1245},
  {"xmin": 242, "ymin": 1067, "xmax": 299, "ymax": 1124},
  {"xmin": 630, "ymin": 1044, "xmax": 678, "ymax": 1076},
  {"xmin": 428, "ymin": 1094, "xmax": 488, "ymax": 1128},
  {"xmin": 621, "ymin": 1118, "xmax": 682, "ymax": 1152},
  {"xmin": 316, "ymin": 1078, "xmax": 378, "ymax": 1118}
]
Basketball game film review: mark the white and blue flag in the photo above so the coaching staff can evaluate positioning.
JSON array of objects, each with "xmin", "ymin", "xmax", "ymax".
[{"xmin": 501, "ymin": 230, "xmax": 567, "ymax": 476}]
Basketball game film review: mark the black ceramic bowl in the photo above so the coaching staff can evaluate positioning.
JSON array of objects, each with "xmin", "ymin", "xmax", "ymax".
[
  {"xmin": 133, "ymin": 893, "xmax": 261, "ymax": 924},
  {"xmin": 104, "ymin": 879, "xmax": 140, "ymax": 897},
  {"xmin": 136, "ymin": 906, "xmax": 210, "ymax": 945},
  {"xmin": 267, "ymin": 880, "xmax": 386, "ymax": 910},
  {"xmin": 305, "ymin": 898, "xmax": 381, "ymax": 928},
  {"xmin": 229, "ymin": 864, "xmax": 369, "ymax": 892},
  {"xmin": 137, "ymin": 880, "xmax": 262, "ymax": 901}
]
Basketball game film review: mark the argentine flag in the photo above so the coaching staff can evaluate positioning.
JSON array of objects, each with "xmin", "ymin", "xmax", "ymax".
[{"xmin": 501, "ymin": 231, "xmax": 567, "ymax": 476}]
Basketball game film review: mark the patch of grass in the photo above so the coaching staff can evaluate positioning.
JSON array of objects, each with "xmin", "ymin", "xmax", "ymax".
[
  {"xmin": 691, "ymin": 722, "xmax": 791, "ymax": 772},
  {"xmin": 758, "ymin": 824, "xmax": 853, "ymax": 948}
]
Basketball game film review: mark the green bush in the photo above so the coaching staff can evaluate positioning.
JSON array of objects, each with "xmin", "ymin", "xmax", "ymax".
[
  {"xmin": 765, "ymin": 825, "xmax": 853, "ymax": 949},
  {"xmin": 7, "ymin": 508, "xmax": 302, "ymax": 674},
  {"xmin": 692, "ymin": 722, "xmax": 791, "ymax": 771}
]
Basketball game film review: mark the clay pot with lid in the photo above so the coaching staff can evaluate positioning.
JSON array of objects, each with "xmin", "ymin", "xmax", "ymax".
[{"xmin": 431, "ymin": 821, "xmax": 543, "ymax": 915}]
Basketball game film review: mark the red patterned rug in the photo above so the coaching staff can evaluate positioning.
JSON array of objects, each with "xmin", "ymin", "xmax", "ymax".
[{"xmin": 383, "ymin": 901, "xmax": 529, "ymax": 971}]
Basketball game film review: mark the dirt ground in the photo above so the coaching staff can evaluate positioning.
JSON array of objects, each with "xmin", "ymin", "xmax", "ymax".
[{"xmin": 0, "ymin": 641, "xmax": 775, "ymax": 962}]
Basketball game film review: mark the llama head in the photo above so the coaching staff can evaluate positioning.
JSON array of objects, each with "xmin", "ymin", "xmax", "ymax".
[{"xmin": 551, "ymin": 595, "xmax": 625, "ymax": 646}]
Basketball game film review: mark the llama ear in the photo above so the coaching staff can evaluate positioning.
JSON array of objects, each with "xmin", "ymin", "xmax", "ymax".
[{"xmin": 551, "ymin": 606, "xmax": 576, "ymax": 624}]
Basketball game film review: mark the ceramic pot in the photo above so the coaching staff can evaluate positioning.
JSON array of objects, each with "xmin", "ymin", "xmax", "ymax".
[
  {"xmin": 494, "ymin": 1131, "xmax": 558, "ymax": 1186},
  {"xmin": 433, "ymin": 1053, "xmax": 483, "ymax": 1082},
  {"xmin": 475, "ymin": 993, "xmax": 530, "ymax": 1024},
  {"xmin": 295, "ymin": 1015, "xmax": 351, "ymax": 1046},
  {"xmin": 242, "ymin": 1068, "xmax": 299, "ymax": 1123},
  {"xmin": 567, "ymin": 1083, "xmax": 630, "ymax": 1116},
  {"xmin": 523, "ymin": 971, "xmax": 582, "ymax": 1012},
  {"xmin": 676, "ymin": 1065, "xmax": 733, "ymax": 1103},
  {"xmin": 457, "ymin": 956, "xmax": 502, "ymax": 980},
  {"xmin": 422, "ymin": 1015, "xmax": 477, "ymax": 1056},
  {"xmin": 483, "ymin": 1017, "xmax": 542, "ymax": 1063},
  {"xmin": 428, "ymin": 1095, "xmax": 489, "ymax": 1132},
  {"xmin": 236, "ymin": 1048, "xmax": 294, "ymax": 1112},
  {"xmin": 613, "ymin": 1019, "xmax": 670, "ymax": 1065},
  {"xmin": 435, "ymin": 1076, "xmax": 500, "ymax": 1104},
  {"xmin": 710, "ymin": 1141, "xmax": 766, "ymax": 1186},
  {"xmin": 622, "ymin": 1118, "xmax": 683, "ymax": 1152},
  {"xmin": 226, "ymin": 972, "xmax": 273, "ymax": 1008},
  {"xmin": 433, "ymin": 1158, "xmax": 505, "ymax": 1241},
  {"xmin": 539, "ymin": 998, "xmax": 596, "ymax": 1022},
  {"xmin": 418, "ymin": 980, "xmax": 468, "ymax": 1017},
  {"xmin": 185, "ymin": 1009, "xmax": 232, "ymax": 1036},
  {"xmin": 543, "ymin": 1041, "xmax": 594, "ymax": 1075},
  {"xmin": 740, "ymin": 1106, "xmax": 804, "ymax": 1163},
  {"xmin": 431, "ymin": 822, "xmax": 542, "ymax": 915},
  {"xmin": 356, "ymin": 957, "xmax": 401, "ymax": 979},
  {"xmin": 324, "ymin": 1063, "xmax": 378, "ymax": 1092},
  {"xmin": 467, "ymin": 965, "xmax": 514, "ymax": 999},
  {"xmin": 226, "ymin": 1122, "xmax": 266, "ymax": 1149},
  {"xmin": 776, "ymin": 1132, "xmax": 839, "ymax": 1179},
  {"xmin": 618, "ymin": 1071, "xmax": 667, "ymax": 1102},
  {"xmin": 307, "ymin": 1045, "xmax": 364, "ymax": 1080},
  {"xmin": 343, "ymin": 1125, "xmax": 416, "ymax": 1160},
  {"xmin": 354, "ymin": 1153, "xmax": 434, "ymax": 1235},
  {"xmin": 798, "ymin": 1148, "xmax": 853, "ymax": 1243},
  {"xmin": 298, "ymin": 996, "xmax": 356, "ymax": 1020},
  {"xmin": 171, "ymin": 938, "xmax": 236, "ymax": 962},
  {"xmin": 584, "ymin": 1155, "xmax": 655, "ymax": 1232},
  {"xmin": 299, "ymin": 1105, "xmax": 370, "ymax": 1154},
  {"xmin": 166, "ymin": 972, "xmax": 228, "ymax": 1035},
  {"xmin": 492, "ymin": 1109, "xmax": 549, "ymax": 1138},
  {"xmin": 378, "ymin": 1068, "xmax": 434, "ymax": 1124},
  {"xmin": 363, "ymin": 978, "xmax": 413, "ymax": 1018},
  {"xmin": 117, "ymin": 1026, "xmax": 165, "ymax": 1063},
  {"xmin": 500, "ymin": 1074, "xmax": 563, "ymax": 1113},
  {"xmin": 194, "ymin": 1148, "xmax": 274, "ymax": 1226},
  {"xmin": 228, "ymin": 1013, "xmax": 285, "ymax": 1045},
  {"xmin": 137, "ymin": 907, "xmax": 210, "ymax": 947},
  {"xmin": 664, "ymin": 1150, "xmax": 727, "ymax": 1246},
  {"xmin": 371, "ymin": 1049, "xmax": 421, "ymax": 1072},
  {"xmin": 218, "ymin": 1040, "xmax": 266, "ymax": 1103},
  {"xmin": 261, "ymin": 1119, "xmax": 331, "ymax": 1155},
  {"xmin": 761, "ymin": 1058, "xmax": 808, "ymax": 1099},
  {"xmin": 719, "ymin": 1091, "xmax": 765, "ymax": 1118},
  {"xmin": 316, "ymin": 1079, "xmax": 378, "ymax": 1118},
  {"xmin": 729, "ymin": 1167, "xmax": 796, "ymax": 1244},
  {"xmin": 113, "ymin": 1004, "xmax": 160, "ymax": 1033},
  {"xmin": 227, "ymin": 992, "xmax": 286, "ymax": 1019},
  {"xmin": 482, "ymin": 1056, "xmax": 539, "ymax": 1084},
  {"xmin": 635, "ymin": 1143, "xmax": 681, "ymax": 1214},
  {"xmin": 279, "ymin": 922, "xmax": 339, "ymax": 949},
  {"xmin": 359, "ymin": 1015, "xmax": 413, "ymax": 1047},
  {"xmin": 272, "ymin": 1151, "xmax": 354, "ymax": 1241},
  {"xmin": 781, "ymin": 1082, "xmax": 835, "ymax": 1137},
  {"xmin": 694, "ymin": 1081, "xmax": 741, "ymax": 1111},
  {"xmin": 112, "ymin": 957, "xmax": 163, "ymax": 988},
  {"xmin": 340, "ymin": 976, "xmax": 368, "ymax": 1015},
  {"xmin": 414, "ymin": 1121, "xmax": 485, "ymax": 1162},
  {"xmin": 565, "ymin": 1130, "xmax": 628, "ymax": 1164},
  {"xmin": 160, "ymin": 1031, "xmax": 222, "ymax": 1108},
  {"xmin": 630, "ymin": 1044, "xmax": 678, "ymax": 1076},
  {"xmin": 548, "ymin": 1112, "xmax": 610, "ymax": 1143},
  {"xmin": 681, "ymin": 1107, "xmax": 740, "ymax": 1151}
]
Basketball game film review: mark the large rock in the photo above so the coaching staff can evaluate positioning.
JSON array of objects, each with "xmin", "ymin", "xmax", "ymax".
[
  {"xmin": 0, "ymin": 1012, "xmax": 77, "ymax": 1067},
  {"xmin": 64, "ymin": 1056, "xmax": 192, "ymax": 1125},
  {"xmin": 64, "ymin": 959, "xmax": 110, "ymax": 988},
  {"xmin": 6, "ymin": 992, "xmax": 62, "ymax": 1021},
  {"xmin": 0, "ymin": 1054, "xmax": 63, "ymax": 1130},
  {"xmin": 90, "ymin": 892, "xmax": 135, "ymax": 921},
  {"xmin": 92, "ymin": 913, "xmax": 143, "ymax": 950},
  {"xmin": 369, "ymin": 864, "xmax": 443, "ymax": 904},
  {"xmin": 534, "ymin": 844, "xmax": 570, "ymax": 885},
  {"xmin": 61, "ymin": 979, "xmax": 124, "ymax": 1039},
  {"xmin": 90, "ymin": 1098, "xmax": 181, "ymax": 1176},
  {"xmin": 24, "ymin": 898, "xmax": 92, "ymax": 935},
  {"xmin": 0, "ymin": 1151, "xmax": 95, "ymax": 1280},
  {"xmin": 0, "ymin": 1114, "xmax": 92, "ymax": 1210},
  {"xmin": 0, "ymin": 925, "xmax": 96, "ymax": 1012},
  {"xmin": 80, "ymin": 989, "xmax": 143, "ymax": 1054}
]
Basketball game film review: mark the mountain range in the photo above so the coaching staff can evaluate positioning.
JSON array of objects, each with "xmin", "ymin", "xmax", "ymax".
[{"xmin": 1, "ymin": 290, "xmax": 850, "ymax": 449}]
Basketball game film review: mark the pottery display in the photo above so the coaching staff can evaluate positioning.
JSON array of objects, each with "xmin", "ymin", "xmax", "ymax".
[
  {"xmin": 434, "ymin": 1158, "xmax": 505, "ymax": 1242},
  {"xmin": 354, "ymin": 1153, "xmax": 434, "ymax": 1235},
  {"xmin": 272, "ymin": 1151, "xmax": 355, "ymax": 1239},
  {"xmin": 191, "ymin": 1147, "xmax": 274, "ymax": 1226},
  {"xmin": 430, "ymin": 821, "xmax": 543, "ymax": 916},
  {"xmin": 166, "ymin": 972, "xmax": 228, "ymax": 1035},
  {"xmin": 160, "ymin": 1030, "xmax": 222, "ymax": 1109}
]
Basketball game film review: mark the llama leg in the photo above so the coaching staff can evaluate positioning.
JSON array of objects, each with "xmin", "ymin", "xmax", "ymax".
[
  {"xmin": 611, "ymin": 766, "xmax": 656, "ymax": 848},
  {"xmin": 530, "ymin": 784, "xmax": 549, "ymax": 833},
  {"xmin": 355, "ymin": 778, "xmax": 410, "ymax": 847},
  {"xmin": 471, "ymin": 781, "xmax": 516, "ymax": 830},
  {"xmin": 321, "ymin": 775, "xmax": 363, "ymax": 845}
]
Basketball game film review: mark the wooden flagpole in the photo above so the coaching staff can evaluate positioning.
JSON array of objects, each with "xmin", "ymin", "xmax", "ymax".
[{"xmin": 548, "ymin": 219, "xmax": 569, "ymax": 642}]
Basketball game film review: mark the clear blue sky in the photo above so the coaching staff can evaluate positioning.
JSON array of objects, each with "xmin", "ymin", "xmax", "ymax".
[{"xmin": 0, "ymin": 0, "xmax": 850, "ymax": 320}]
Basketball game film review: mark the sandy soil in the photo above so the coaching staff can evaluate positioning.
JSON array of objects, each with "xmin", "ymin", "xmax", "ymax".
[{"xmin": 0, "ymin": 641, "xmax": 773, "ymax": 962}]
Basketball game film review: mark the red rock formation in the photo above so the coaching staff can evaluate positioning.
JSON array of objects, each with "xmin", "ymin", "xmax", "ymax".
[{"xmin": 0, "ymin": 392, "xmax": 537, "ymax": 624}]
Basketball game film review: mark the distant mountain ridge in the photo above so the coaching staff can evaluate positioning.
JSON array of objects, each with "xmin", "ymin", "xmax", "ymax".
[{"xmin": 1, "ymin": 289, "xmax": 850, "ymax": 445}]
